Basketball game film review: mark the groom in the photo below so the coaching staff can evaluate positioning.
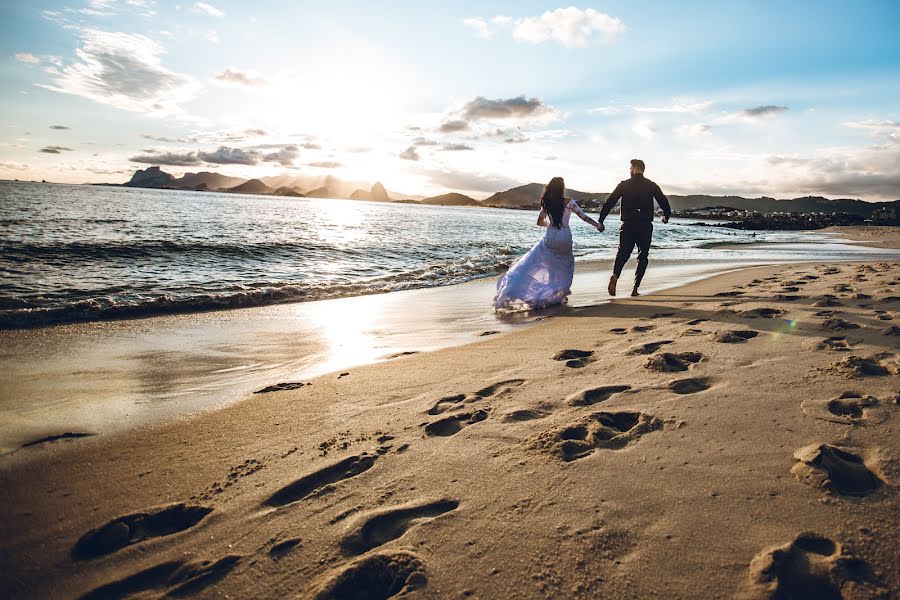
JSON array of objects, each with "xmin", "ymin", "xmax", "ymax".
[{"xmin": 596, "ymin": 159, "xmax": 671, "ymax": 297}]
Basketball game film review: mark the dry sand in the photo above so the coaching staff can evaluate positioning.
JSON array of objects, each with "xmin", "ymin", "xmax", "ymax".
[
  {"xmin": 823, "ymin": 225, "xmax": 900, "ymax": 249},
  {"xmin": 2, "ymin": 256, "xmax": 899, "ymax": 599}
]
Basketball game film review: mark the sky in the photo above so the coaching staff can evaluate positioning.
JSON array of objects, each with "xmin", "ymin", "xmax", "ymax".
[{"xmin": 1, "ymin": 1, "xmax": 899, "ymax": 200}]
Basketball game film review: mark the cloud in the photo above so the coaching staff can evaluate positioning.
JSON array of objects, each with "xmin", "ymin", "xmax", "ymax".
[
  {"xmin": 399, "ymin": 146, "xmax": 420, "ymax": 161},
  {"xmin": 15, "ymin": 52, "xmax": 40, "ymax": 64},
  {"xmin": 198, "ymin": 146, "xmax": 260, "ymax": 165},
  {"xmin": 0, "ymin": 161, "xmax": 31, "ymax": 170},
  {"xmin": 588, "ymin": 105, "xmax": 623, "ymax": 115},
  {"xmin": 411, "ymin": 137, "xmax": 440, "ymax": 146},
  {"xmin": 300, "ymin": 142, "xmax": 322, "ymax": 150},
  {"xmin": 441, "ymin": 143, "xmax": 475, "ymax": 151},
  {"xmin": 462, "ymin": 95, "xmax": 553, "ymax": 120},
  {"xmin": 465, "ymin": 8, "xmax": 625, "ymax": 47},
  {"xmin": 634, "ymin": 100, "xmax": 713, "ymax": 114},
  {"xmin": 742, "ymin": 105, "xmax": 788, "ymax": 118},
  {"xmin": 767, "ymin": 142, "xmax": 900, "ymax": 199},
  {"xmin": 844, "ymin": 120, "xmax": 900, "ymax": 140},
  {"xmin": 307, "ymin": 161, "xmax": 342, "ymax": 168},
  {"xmin": 213, "ymin": 67, "xmax": 266, "ymax": 86},
  {"xmin": 461, "ymin": 15, "xmax": 512, "ymax": 39},
  {"xmin": 262, "ymin": 145, "xmax": 299, "ymax": 166},
  {"xmin": 244, "ymin": 128, "xmax": 267, "ymax": 137},
  {"xmin": 423, "ymin": 168, "xmax": 519, "ymax": 194},
  {"xmin": 140, "ymin": 133, "xmax": 184, "ymax": 142},
  {"xmin": 632, "ymin": 119, "xmax": 656, "ymax": 139},
  {"xmin": 36, "ymin": 28, "xmax": 196, "ymax": 114},
  {"xmin": 81, "ymin": 0, "xmax": 156, "ymax": 18},
  {"xmin": 50, "ymin": 124, "xmax": 70, "ymax": 130},
  {"xmin": 129, "ymin": 144, "xmax": 298, "ymax": 167},
  {"xmin": 129, "ymin": 150, "xmax": 202, "ymax": 166},
  {"xmin": 439, "ymin": 120, "xmax": 470, "ymax": 133},
  {"xmin": 39, "ymin": 146, "xmax": 73, "ymax": 153},
  {"xmin": 675, "ymin": 123, "xmax": 711, "ymax": 138},
  {"xmin": 192, "ymin": 2, "xmax": 224, "ymax": 17}
]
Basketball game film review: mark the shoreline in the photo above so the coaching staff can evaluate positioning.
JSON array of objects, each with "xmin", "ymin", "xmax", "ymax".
[
  {"xmin": 1, "ymin": 258, "xmax": 898, "ymax": 598},
  {"xmin": 2, "ymin": 227, "xmax": 899, "ymax": 457}
]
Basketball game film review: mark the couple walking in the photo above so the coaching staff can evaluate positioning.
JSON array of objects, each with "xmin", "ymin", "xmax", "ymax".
[{"xmin": 493, "ymin": 159, "xmax": 671, "ymax": 312}]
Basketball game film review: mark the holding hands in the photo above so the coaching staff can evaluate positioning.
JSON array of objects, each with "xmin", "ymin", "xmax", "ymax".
[{"xmin": 595, "ymin": 222, "xmax": 605, "ymax": 233}]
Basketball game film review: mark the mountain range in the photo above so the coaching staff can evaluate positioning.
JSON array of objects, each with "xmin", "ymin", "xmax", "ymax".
[{"xmin": 118, "ymin": 166, "xmax": 899, "ymax": 217}]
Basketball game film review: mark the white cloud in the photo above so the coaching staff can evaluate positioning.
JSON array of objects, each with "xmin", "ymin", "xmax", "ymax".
[
  {"xmin": 399, "ymin": 146, "xmax": 420, "ymax": 161},
  {"xmin": 513, "ymin": 8, "xmax": 625, "ymax": 47},
  {"xmin": 14, "ymin": 52, "xmax": 40, "ymax": 64},
  {"xmin": 588, "ymin": 105, "xmax": 623, "ymax": 115},
  {"xmin": 634, "ymin": 100, "xmax": 713, "ymax": 114},
  {"xmin": 843, "ymin": 119, "xmax": 900, "ymax": 140},
  {"xmin": 204, "ymin": 29, "xmax": 220, "ymax": 44},
  {"xmin": 36, "ymin": 28, "xmax": 196, "ymax": 115},
  {"xmin": 464, "ymin": 8, "xmax": 625, "ymax": 47},
  {"xmin": 462, "ymin": 15, "xmax": 512, "ymax": 39},
  {"xmin": 213, "ymin": 67, "xmax": 267, "ymax": 87},
  {"xmin": 192, "ymin": 2, "xmax": 224, "ymax": 17},
  {"xmin": 82, "ymin": 0, "xmax": 156, "ymax": 18},
  {"xmin": 675, "ymin": 123, "xmax": 712, "ymax": 138},
  {"xmin": 0, "ymin": 161, "xmax": 30, "ymax": 170},
  {"xmin": 632, "ymin": 119, "xmax": 656, "ymax": 139}
]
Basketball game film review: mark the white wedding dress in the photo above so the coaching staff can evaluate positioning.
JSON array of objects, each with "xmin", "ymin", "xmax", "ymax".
[{"xmin": 493, "ymin": 199, "xmax": 597, "ymax": 312}]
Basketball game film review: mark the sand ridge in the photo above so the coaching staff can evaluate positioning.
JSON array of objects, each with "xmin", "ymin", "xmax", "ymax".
[{"xmin": 1, "ymin": 261, "xmax": 899, "ymax": 599}]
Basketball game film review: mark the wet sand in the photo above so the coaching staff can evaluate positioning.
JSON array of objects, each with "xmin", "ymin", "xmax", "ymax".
[{"xmin": 1, "ymin": 256, "xmax": 899, "ymax": 599}]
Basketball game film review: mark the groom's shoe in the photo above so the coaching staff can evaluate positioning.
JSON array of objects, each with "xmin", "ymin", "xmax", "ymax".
[
  {"xmin": 631, "ymin": 288, "xmax": 640, "ymax": 297},
  {"xmin": 608, "ymin": 275, "xmax": 618, "ymax": 296}
]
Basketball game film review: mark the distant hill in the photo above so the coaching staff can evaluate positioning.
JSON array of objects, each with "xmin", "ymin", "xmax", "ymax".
[
  {"xmin": 667, "ymin": 195, "xmax": 900, "ymax": 217},
  {"xmin": 305, "ymin": 186, "xmax": 334, "ymax": 199},
  {"xmin": 348, "ymin": 182, "xmax": 392, "ymax": 202},
  {"xmin": 174, "ymin": 171, "xmax": 245, "ymax": 191},
  {"xmin": 420, "ymin": 192, "xmax": 480, "ymax": 206},
  {"xmin": 124, "ymin": 166, "xmax": 175, "ymax": 188},
  {"xmin": 273, "ymin": 186, "xmax": 305, "ymax": 197},
  {"xmin": 226, "ymin": 179, "xmax": 273, "ymax": 195},
  {"xmin": 483, "ymin": 183, "xmax": 607, "ymax": 210}
]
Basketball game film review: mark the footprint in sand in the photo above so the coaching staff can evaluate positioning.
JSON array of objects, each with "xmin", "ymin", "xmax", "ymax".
[
  {"xmin": 801, "ymin": 391, "xmax": 885, "ymax": 425},
  {"xmin": 630, "ymin": 324, "xmax": 656, "ymax": 333},
  {"xmin": 774, "ymin": 294, "xmax": 805, "ymax": 301},
  {"xmin": 712, "ymin": 330, "xmax": 759, "ymax": 343},
  {"xmin": 821, "ymin": 317, "xmax": 860, "ymax": 331},
  {"xmin": 668, "ymin": 378, "xmax": 711, "ymax": 394},
  {"xmin": 553, "ymin": 349, "xmax": 595, "ymax": 368},
  {"xmin": 567, "ymin": 385, "xmax": 632, "ymax": 406},
  {"xmin": 883, "ymin": 325, "xmax": 900, "ymax": 336},
  {"xmin": 264, "ymin": 454, "xmax": 377, "ymax": 507},
  {"xmin": 423, "ymin": 409, "xmax": 489, "ymax": 437},
  {"xmin": 680, "ymin": 328, "xmax": 705, "ymax": 337},
  {"xmin": 626, "ymin": 340, "xmax": 674, "ymax": 355},
  {"xmin": 426, "ymin": 394, "xmax": 466, "ymax": 415},
  {"xmin": 472, "ymin": 378, "xmax": 526, "ymax": 398},
  {"xmin": 816, "ymin": 336, "xmax": 855, "ymax": 351},
  {"xmin": 714, "ymin": 291, "xmax": 744, "ymax": 297},
  {"xmin": 312, "ymin": 551, "xmax": 428, "ymax": 600},
  {"xmin": 254, "ymin": 382, "xmax": 310, "ymax": 394},
  {"xmin": 740, "ymin": 307, "xmax": 784, "ymax": 319},
  {"xmin": 646, "ymin": 352, "xmax": 703, "ymax": 372},
  {"xmin": 686, "ymin": 319, "xmax": 709, "ymax": 326},
  {"xmin": 71, "ymin": 503, "xmax": 213, "ymax": 560},
  {"xmin": 835, "ymin": 355, "xmax": 893, "ymax": 377},
  {"xmin": 791, "ymin": 444, "xmax": 883, "ymax": 496},
  {"xmin": 79, "ymin": 555, "xmax": 241, "ymax": 600},
  {"xmin": 501, "ymin": 408, "xmax": 550, "ymax": 422},
  {"xmin": 741, "ymin": 533, "xmax": 881, "ymax": 600},
  {"xmin": 534, "ymin": 411, "xmax": 660, "ymax": 462},
  {"xmin": 813, "ymin": 297, "xmax": 843, "ymax": 307},
  {"xmin": 650, "ymin": 312, "xmax": 676, "ymax": 319},
  {"xmin": 609, "ymin": 327, "xmax": 628, "ymax": 335},
  {"xmin": 340, "ymin": 499, "xmax": 459, "ymax": 556}
]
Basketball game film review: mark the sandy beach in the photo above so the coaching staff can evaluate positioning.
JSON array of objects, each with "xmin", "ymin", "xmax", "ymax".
[{"xmin": 1, "ymin": 231, "xmax": 899, "ymax": 599}]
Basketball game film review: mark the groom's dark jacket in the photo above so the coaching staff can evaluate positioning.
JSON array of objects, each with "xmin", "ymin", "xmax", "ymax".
[{"xmin": 598, "ymin": 173, "xmax": 671, "ymax": 223}]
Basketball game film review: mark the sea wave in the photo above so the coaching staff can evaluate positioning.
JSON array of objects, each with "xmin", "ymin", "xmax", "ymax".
[{"xmin": 0, "ymin": 246, "xmax": 518, "ymax": 329}]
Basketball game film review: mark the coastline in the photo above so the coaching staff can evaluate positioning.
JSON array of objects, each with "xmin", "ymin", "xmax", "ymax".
[
  {"xmin": 2, "ymin": 228, "xmax": 899, "ymax": 456},
  {"xmin": 2, "ymin": 256, "xmax": 898, "ymax": 599}
]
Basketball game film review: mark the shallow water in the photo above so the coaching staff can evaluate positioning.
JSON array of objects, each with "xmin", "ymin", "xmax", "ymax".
[{"xmin": 0, "ymin": 181, "xmax": 857, "ymax": 329}]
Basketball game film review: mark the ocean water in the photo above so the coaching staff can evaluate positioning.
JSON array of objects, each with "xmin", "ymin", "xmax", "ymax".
[{"xmin": 0, "ymin": 181, "xmax": 887, "ymax": 329}]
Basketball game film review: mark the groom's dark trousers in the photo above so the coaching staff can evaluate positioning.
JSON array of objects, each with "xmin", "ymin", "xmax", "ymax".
[{"xmin": 613, "ymin": 221, "xmax": 653, "ymax": 288}]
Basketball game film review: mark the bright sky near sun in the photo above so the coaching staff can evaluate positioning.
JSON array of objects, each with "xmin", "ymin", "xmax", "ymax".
[{"xmin": 1, "ymin": 1, "xmax": 899, "ymax": 199}]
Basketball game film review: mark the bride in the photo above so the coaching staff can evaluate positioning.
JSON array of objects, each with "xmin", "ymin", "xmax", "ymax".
[{"xmin": 493, "ymin": 177, "xmax": 603, "ymax": 312}]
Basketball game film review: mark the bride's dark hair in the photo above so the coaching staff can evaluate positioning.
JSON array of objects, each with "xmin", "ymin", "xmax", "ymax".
[{"xmin": 541, "ymin": 177, "xmax": 566, "ymax": 228}]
